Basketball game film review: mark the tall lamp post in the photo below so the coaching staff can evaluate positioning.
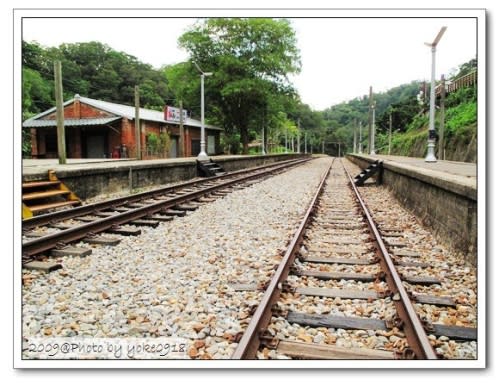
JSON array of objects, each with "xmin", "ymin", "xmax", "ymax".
[
  {"xmin": 370, "ymin": 100, "xmax": 376, "ymax": 155},
  {"xmin": 424, "ymin": 26, "xmax": 447, "ymax": 162},
  {"xmin": 193, "ymin": 62, "xmax": 212, "ymax": 160}
]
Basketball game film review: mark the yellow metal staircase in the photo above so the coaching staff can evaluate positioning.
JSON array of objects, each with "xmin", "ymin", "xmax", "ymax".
[{"xmin": 22, "ymin": 170, "xmax": 81, "ymax": 219}]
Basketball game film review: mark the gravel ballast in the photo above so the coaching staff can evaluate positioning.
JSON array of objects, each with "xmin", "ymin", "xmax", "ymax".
[{"xmin": 22, "ymin": 157, "xmax": 332, "ymax": 359}]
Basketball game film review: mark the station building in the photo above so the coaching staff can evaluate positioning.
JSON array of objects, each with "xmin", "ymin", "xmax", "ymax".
[{"xmin": 22, "ymin": 94, "xmax": 224, "ymax": 159}]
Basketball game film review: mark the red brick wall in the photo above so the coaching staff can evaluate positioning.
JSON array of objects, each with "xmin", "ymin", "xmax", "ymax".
[
  {"xmin": 67, "ymin": 127, "xmax": 82, "ymax": 158},
  {"xmin": 108, "ymin": 126, "xmax": 122, "ymax": 157},
  {"xmin": 43, "ymin": 101, "xmax": 113, "ymax": 120},
  {"xmin": 185, "ymin": 128, "xmax": 192, "ymax": 156},
  {"xmin": 121, "ymin": 118, "xmax": 135, "ymax": 150},
  {"xmin": 30, "ymin": 128, "xmax": 38, "ymax": 156}
]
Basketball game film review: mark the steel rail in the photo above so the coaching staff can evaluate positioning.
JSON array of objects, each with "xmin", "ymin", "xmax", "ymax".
[
  {"xmin": 23, "ymin": 157, "xmax": 309, "ymax": 229},
  {"xmin": 231, "ymin": 158, "xmax": 334, "ymax": 359},
  {"xmin": 22, "ymin": 158, "xmax": 309, "ymax": 257},
  {"xmin": 340, "ymin": 159, "xmax": 437, "ymax": 360}
]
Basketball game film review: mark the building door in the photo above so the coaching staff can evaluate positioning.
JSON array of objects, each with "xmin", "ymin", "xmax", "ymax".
[
  {"xmin": 86, "ymin": 135, "xmax": 106, "ymax": 158},
  {"xmin": 169, "ymin": 137, "xmax": 178, "ymax": 158},
  {"xmin": 207, "ymin": 135, "xmax": 215, "ymax": 154},
  {"xmin": 191, "ymin": 140, "xmax": 200, "ymax": 157}
]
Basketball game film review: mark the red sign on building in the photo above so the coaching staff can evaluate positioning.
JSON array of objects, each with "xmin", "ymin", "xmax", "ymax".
[{"xmin": 164, "ymin": 106, "xmax": 188, "ymax": 122}]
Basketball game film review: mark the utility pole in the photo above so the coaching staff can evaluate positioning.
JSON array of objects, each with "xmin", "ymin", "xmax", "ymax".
[
  {"xmin": 388, "ymin": 110, "xmax": 392, "ymax": 155},
  {"xmin": 304, "ymin": 132, "xmax": 307, "ymax": 153},
  {"xmin": 359, "ymin": 121, "xmax": 363, "ymax": 153},
  {"xmin": 297, "ymin": 119, "xmax": 301, "ymax": 153},
  {"xmin": 353, "ymin": 118, "xmax": 357, "ymax": 155},
  {"xmin": 179, "ymin": 100, "xmax": 184, "ymax": 157},
  {"xmin": 338, "ymin": 142, "xmax": 341, "ymax": 157},
  {"xmin": 322, "ymin": 140, "xmax": 325, "ymax": 154},
  {"xmin": 261, "ymin": 125, "xmax": 266, "ymax": 155},
  {"xmin": 134, "ymin": 85, "xmax": 141, "ymax": 159},
  {"xmin": 439, "ymin": 74, "xmax": 446, "ymax": 159},
  {"xmin": 285, "ymin": 130, "xmax": 288, "ymax": 153},
  {"xmin": 54, "ymin": 61, "xmax": 66, "ymax": 164},
  {"xmin": 368, "ymin": 86, "xmax": 373, "ymax": 155},
  {"xmin": 370, "ymin": 100, "xmax": 376, "ymax": 155}
]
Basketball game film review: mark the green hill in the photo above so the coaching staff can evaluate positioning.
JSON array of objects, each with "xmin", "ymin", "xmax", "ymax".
[{"xmin": 322, "ymin": 58, "xmax": 477, "ymax": 162}]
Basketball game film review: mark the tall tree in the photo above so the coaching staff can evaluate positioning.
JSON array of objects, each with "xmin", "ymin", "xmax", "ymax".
[{"xmin": 178, "ymin": 18, "xmax": 301, "ymax": 153}]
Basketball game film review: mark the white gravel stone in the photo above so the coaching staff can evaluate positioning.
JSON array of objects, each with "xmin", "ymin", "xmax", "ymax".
[{"xmin": 22, "ymin": 158, "xmax": 332, "ymax": 359}]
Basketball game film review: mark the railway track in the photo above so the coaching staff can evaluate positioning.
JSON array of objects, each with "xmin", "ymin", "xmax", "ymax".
[
  {"xmin": 22, "ymin": 157, "xmax": 309, "ymax": 262},
  {"xmin": 232, "ymin": 158, "xmax": 477, "ymax": 360}
]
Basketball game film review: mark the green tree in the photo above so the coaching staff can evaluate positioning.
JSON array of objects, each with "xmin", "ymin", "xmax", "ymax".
[
  {"xmin": 22, "ymin": 67, "xmax": 54, "ymax": 118},
  {"xmin": 178, "ymin": 18, "xmax": 301, "ymax": 154}
]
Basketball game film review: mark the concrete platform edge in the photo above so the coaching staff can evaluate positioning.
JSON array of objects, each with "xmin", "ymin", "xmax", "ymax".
[{"xmin": 347, "ymin": 154, "xmax": 476, "ymax": 201}]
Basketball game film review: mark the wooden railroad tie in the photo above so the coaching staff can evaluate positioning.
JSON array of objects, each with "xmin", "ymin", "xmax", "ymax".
[
  {"xmin": 23, "ymin": 260, "xmax": 63, "ymax": 273},
  {"xmin": 50, "ymin": 247, "xmax": 92, "ymax": 258},
  {"xmin": 301, "ymin": 256, "xmax": 375, "ymax": 265},
  {"xmin": 276, "ymin": 340, "xmax": 394, "ymax": 360},
  {"xmin": 293, "ymin": 269, "xmax": 377, "ymax": 282},
  {"xmin": 106, "ymin": 227, "xmax": 141, "ymax": 236},
  {"xmin": 287, "ymin": 311, "xmax": 387, "ymax": 331}
]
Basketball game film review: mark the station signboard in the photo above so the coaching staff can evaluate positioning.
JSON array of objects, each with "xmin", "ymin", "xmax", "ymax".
[{"xmin": 164, "ymin": 106, "xmax": 188, "ymax": 122}]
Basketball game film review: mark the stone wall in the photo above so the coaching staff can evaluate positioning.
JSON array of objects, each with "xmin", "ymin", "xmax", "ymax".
[{"xmin": 24, "ymin": 154, "xmax": 306, "ymax": 202}]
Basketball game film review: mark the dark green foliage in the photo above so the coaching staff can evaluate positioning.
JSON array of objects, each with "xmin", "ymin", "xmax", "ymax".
[
  {"xmin": 22, "ymin": 40, "xmax": 174, "ymax": 117},
  {"xmin": 445, "ymin": 101, "xmax": 477, "ymax": 138},
  {"xmin": 379, "ymin": 60, "xmax": 477, "ymax": 160},
  {"xmin": 178, "ymin": 18, "xmax": 301, "ymax": 153},
  {"xmin": 449, "ymin": 58, "xmax": 477, "ymax": 80}
]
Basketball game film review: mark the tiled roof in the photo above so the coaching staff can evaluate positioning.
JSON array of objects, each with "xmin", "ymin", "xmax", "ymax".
[
  {"xmin": 22, "ymin": 117, "xmax": 121, "ymax": 128},
  {"xmin": 23, "ymin": 95, "xmax": 223, "ymax": 131}
]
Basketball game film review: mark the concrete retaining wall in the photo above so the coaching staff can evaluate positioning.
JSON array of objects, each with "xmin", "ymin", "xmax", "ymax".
[
  {"xmin": 24, "ymin": 154, "xmax": 305, "ymax": 201},
  {"xmin": 347, "ymin": 154, "xmax": 477, "ymax": 264}
]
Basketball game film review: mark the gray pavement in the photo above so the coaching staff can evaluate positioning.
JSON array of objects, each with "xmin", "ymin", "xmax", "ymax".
[
  {"xmin": 21, "ymin": 155, "xmax": 250, "ymax": 177},
  {"xmin": 371, "ymin": 155, "xmax": 476, "ymax": 179},
  {"xmin": 350, "ymin": 154, "xmax": 477, "ymax": 191}
]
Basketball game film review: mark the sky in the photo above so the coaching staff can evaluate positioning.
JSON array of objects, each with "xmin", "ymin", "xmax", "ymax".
[{"xmin": 21, "ymin": 13, "xmax": 478, "ymax": 111}]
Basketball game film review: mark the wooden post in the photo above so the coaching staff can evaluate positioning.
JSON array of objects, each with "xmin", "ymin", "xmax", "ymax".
[
  {"xmin": 179, "ymin": 100, "xmax": 184, "ymax": 157},
  {"xmin": 359, "ymin": 121, "xmax": 362, "ymax": 153},
  {"xmin": 134, "ymin": 86, "xmax": 141, "ymax": 159},
  {"xmin": 388, "ymin": 111, "xmax": 392, "ymax": 155},
  {"xmin": 54, "ymin": 61, "xmax": 66, "ymax": 164},
  {"xmin": 368, "ymin": 86, "xmax": 373, "ymax": 154},
  {"xmin": 439, "ymin": 74, "xmax": 446, "ymax": 159},
  {"xmin": 297, "ymin": 118, "xmax": 301, "ymax": 153},
  {"xmin": 353, "ymin": 118, "xmax": 357, "ymax": 154}
]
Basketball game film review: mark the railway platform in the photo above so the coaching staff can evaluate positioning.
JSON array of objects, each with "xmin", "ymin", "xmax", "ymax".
[
  {"xmin": 347, "ymin": 153, "xmax": 479, "ymax": 264},
  {"xmin": 23, "ymin": 155, "xmax": 246, "ymax": 178},
  {"xmin": 349, "ymin": 154, "xmax": 476, "ymax": 193},
  {"xmin": 21, "ymin": 153, "xmax": 305, "ymax": 200}
]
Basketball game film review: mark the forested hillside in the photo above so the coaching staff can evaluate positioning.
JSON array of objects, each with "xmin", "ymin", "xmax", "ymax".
[
  {"xmin": 22, "ymin": 35, "xmax": 477, "ymax": 161},
  {"xmin": 320, "ymin": 58, "xmax": 477, "ymax": 162},
  {"xmin": 22, "ymin": 40, "xmax": 173, "ymax": 119},
  {"xmin": 22, "ymin": 19, "xmax": 323, "ymax": 155}
]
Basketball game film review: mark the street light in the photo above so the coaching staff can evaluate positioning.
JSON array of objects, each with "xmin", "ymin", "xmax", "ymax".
[
  {"xmin": 370, "ymin": 100, "xmax": 376, "ymax": 155},
  {"xmin": 424, "ymin": 26, "xmax": 447, "ymax": 162},
  {"xmin": 193, "ymin": 61, "xmax": 212, "ymax": 160}
]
